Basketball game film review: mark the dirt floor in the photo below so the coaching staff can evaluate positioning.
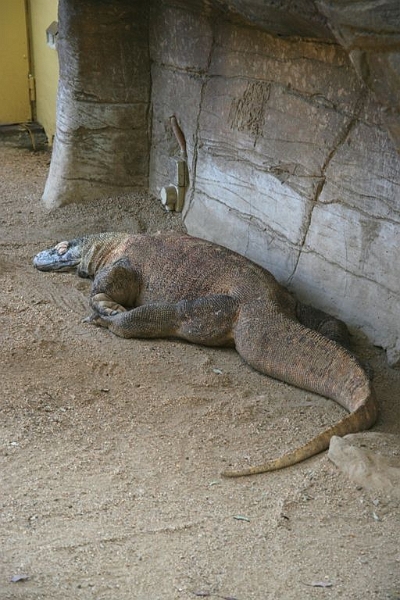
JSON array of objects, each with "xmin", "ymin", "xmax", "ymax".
[{"xmin": 1, "ymin": 147, "xmax": 400, "ymax": 600}]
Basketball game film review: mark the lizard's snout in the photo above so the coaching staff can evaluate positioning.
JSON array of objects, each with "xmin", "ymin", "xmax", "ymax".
[{"xmin": 33, "ymin": 241, "xmax": 81, "ymax": 272}]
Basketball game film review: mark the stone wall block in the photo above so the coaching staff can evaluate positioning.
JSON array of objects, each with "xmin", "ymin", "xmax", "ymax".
[
  {"xmin": 210, "ymin": 23, "xmax": 363, "ymax": 113},
  {"xmin": 289, "ymin": 202, "xmax": 400, "ymax": 361},
  {"xmin": 319, "ymin": 121, "xmax": 400, "ymax": 221},
  {"xmin": 193, "ymin": 146, "xmax": 311, "ymax": 246},
  {"xmin": 297, "ymin": 203, "xmax": 400, "ymax": 293},
  {"xmin": 149, "ymin": 4, "xmax": 213, "ymax": 72},
  {"xmin": 197, "ymin": 77, "xmax": 353, "ymax": 202},
  {"xmin": 213, "ymin": 0, "xmax": 334, "ymax": 39},
  {"xmin": 316, "ymin": 0, "xmax": 400, "ymax": 151},
  {"xmin": 184, "ymin": 190, "xmax": 299, "ymax": 282},
  {"xmin": 162, "ymin": 0, "xmax": 334, "ymax": 39},
  {"xmin": 292, "ymin": 250, "xmax": 400, "ymax": 365}
]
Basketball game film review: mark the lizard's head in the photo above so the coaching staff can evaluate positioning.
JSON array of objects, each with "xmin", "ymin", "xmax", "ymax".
[{"xmin": 33, "ymin": 239, "xmax": 82, "ymax": 272}]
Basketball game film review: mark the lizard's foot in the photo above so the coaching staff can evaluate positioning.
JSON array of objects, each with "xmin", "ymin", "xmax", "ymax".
[{"xmin": 90, "ymin": 293, "xmax": 127, "ymax": 316}]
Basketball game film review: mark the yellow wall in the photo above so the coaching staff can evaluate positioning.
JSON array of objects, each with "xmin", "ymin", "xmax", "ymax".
[
  {"xmin": 28, "ymin": 0, "xmax": 59, "ymax": 144},
  {"xmin": 0, "ymin": 0, "xmax": 31, "ymax": 123}
]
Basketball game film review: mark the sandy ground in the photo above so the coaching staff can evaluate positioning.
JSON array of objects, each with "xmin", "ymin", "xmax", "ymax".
[{"xmin": 0, "ymin": 147, "xmax": 399, "ymax": 600}]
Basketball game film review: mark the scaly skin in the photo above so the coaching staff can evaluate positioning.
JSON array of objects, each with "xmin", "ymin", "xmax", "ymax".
[{"xmin": 33, "ymin": 232, "xmax": 378, "ymax": 477}]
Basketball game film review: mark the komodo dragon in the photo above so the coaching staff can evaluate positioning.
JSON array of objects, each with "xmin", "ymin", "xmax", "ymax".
[{"xmin": 33, "ymin": 231, "xmax": 378, "ymax": 477}]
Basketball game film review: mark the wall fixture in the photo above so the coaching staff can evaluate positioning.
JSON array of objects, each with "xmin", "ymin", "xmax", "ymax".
[
  {"xmin": 160, "ymin": 115, "xmax": 188, "ymax": 212},
  {"xmin": 46, "ymin": 21, "xmax": 58, "ymax": 49}
]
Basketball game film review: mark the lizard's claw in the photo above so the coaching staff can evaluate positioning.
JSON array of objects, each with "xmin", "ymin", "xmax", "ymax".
[{"xmin": 83, "ymin": 313, "xmax": 109, "ymax": 328}]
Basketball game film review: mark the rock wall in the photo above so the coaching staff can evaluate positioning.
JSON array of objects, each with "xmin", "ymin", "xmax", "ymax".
[{"xmin": 149, "ymin": 2, "xmax": 400, "ymax": 365}]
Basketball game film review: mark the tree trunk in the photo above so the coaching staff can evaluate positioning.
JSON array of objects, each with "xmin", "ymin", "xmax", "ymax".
[{"xmin": 42, "ymin": 0, "xmax": 150, "ymax": 208}]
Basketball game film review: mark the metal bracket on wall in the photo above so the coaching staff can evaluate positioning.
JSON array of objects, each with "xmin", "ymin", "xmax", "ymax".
[
  {"xmin": 160, "ymin": 115, "xmax": 189, "ymax": 213},
  {"xmin": 46, "ymin": 21, "xmax": 58, "ymax": 49}
]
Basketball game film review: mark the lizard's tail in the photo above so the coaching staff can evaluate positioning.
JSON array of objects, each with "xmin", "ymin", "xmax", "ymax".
[{"xmin": 223, "ymin": 304, "xmax": 378, "ymax": 477}]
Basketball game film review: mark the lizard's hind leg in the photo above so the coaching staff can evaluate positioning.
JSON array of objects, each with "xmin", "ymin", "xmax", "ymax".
[
  {"xmin": 233, "ymin": 300, "xmax": 367, "ymax": 404},
  {"xmin": 296, "ymin": 302, "xmax": 351, "ymax": 349}
]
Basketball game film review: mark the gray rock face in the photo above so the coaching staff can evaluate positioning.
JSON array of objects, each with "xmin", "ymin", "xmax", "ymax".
[
  {"xmin": 43, "ymin": 0, "xmax": 400, "ymax": 364},
  {"xmin": 316, "ymin": 0, "xmax": 400, "ymax": 152},
  {"xmin": 149, "ymin": 2, "xmax": 400, "ymax": 365}
]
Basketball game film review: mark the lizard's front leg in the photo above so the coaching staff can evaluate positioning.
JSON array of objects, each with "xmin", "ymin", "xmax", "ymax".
[
  {"xmin": 88, "ymin": 302, "xmax": 181, "ymax": 338},
  {"xmin": 87, "ymin": 295, "xmax": 238, "ymax": 346},
  {"xmin": 88, "ymin": 259, "xmax": 140, "ymax": 317}
]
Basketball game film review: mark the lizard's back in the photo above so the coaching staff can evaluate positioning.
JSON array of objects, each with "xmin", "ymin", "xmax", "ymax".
[{"xmin": 126, "ymin": 233, "xmax": 291, "ymax": 308}]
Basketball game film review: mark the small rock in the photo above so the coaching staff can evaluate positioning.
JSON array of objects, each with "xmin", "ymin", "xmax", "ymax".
[
  {"xmin": 11, "ymin": 574, "xmax": 29, "ymax": 583},
  {"xmin": 328, "ymin": 434, "xmax": 400, "ymax": 498}
]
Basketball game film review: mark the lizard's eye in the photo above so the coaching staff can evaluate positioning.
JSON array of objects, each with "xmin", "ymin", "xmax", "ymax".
[{"xmin": 55, "ymin": 241, "xmax": 69, "ymax": 255}]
